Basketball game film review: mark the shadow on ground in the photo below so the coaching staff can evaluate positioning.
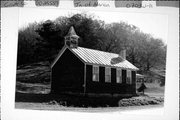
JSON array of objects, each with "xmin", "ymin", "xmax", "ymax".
[
  {"xmin": 15, "ymin": 92, "xmax": 128, "ymax": 107},
  {"xmin": 15, "ymin": 91, "xmax": 164, "ymax": 108}
]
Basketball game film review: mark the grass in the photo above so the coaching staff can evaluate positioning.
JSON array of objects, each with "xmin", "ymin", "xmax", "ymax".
[
  {"xmin": 16, "ymin": 81, "xmax": 50, "ymax": 94},
  {"xmin": 15, "ymin": 61, "xmax": 165, "ymax": 110},
  {"xmin": 15, "ymin": 81, "xmax": 164, "ymax": 96},
  {"xmin": 136, "ymin": 83, "xmax": 164, "ymax": 98},
  {"xmin": 15, "ymin": 81, "xmax": 164, "ymax": 110},
  {"xmin": 16, "ymin": 61, "xmax": 50, "ymax": 83}
]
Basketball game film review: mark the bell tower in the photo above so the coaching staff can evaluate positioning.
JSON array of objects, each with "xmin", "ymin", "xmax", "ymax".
[{"xmin": 65, "ymin": 26, "xmax": 79, "ymax": 48}]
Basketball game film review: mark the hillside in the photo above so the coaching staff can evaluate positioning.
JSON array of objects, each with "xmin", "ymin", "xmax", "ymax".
[
  {"xmin": 16, "ymin": 61, "xmax": 164, "ymax": 96},
  {"xmin": 15, "ymin": 61, "xmax": 164, "ymax": 108},
  {"xmin": 16, "ymin": 61, "xmax": 51, "ymax": 83}
]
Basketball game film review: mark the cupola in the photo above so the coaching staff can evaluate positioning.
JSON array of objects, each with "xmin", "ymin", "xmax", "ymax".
[{"xmin": 64, "ymin": 26, "xmax": 79, "ymax": 48}]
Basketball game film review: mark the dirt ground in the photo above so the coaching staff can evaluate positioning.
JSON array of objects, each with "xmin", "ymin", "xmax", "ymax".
[{"xmin": 15, "ymin": 102, "xmax": 163, "ymax": 112}]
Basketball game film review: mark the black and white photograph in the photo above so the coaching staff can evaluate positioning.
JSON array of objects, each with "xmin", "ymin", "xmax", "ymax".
[
  {"xmin": 15, "ymin": 8, "xmax": 167, "ymax": 111},
  {"xmin": 1, "ymin": 1, "xmax": 179, "ymax": 120}
]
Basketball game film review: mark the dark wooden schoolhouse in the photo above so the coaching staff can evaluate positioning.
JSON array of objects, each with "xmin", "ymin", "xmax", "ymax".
[{"xmin": 51, "ymin": 26, "xmax": 139, "ymax": 96}]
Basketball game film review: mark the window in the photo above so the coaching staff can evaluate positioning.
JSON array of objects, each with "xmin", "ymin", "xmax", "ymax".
[
  {"xmin": 116, "ymin": 69, "xmax": 122, "ymax": 83},
  {"xmin": 126, "ymin": 70, "xmax": 132, "ymax": 84},
  {"xmin": 105, "ymin": 67, "xmax": 111, "ymax": 83},
  {"xmin": 92, "ymin": 66, "xmax": 99, "ymax": 82}
]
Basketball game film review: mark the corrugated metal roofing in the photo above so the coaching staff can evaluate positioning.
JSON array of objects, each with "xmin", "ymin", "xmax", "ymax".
[{"xmin": 71, "ymin": 47, "xmax": 139, "ymax": 71}]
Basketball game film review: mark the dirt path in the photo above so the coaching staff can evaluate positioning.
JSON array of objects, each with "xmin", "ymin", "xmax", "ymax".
[{"xmin": 15, "ymin": 102, "xmax": 163, "ymax": 113}]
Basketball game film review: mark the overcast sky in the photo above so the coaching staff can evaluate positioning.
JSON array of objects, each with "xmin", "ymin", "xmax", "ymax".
[{"xmin": 19, "ymin": 8, "xmax": 168, "ymax": 44}]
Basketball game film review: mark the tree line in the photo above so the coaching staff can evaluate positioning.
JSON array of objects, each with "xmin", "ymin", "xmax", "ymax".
[{"xmin": 17, "ymin": 13, "xmax": 166, "ymax": 72}]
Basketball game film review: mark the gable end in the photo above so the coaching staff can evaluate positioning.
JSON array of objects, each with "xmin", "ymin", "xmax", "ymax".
[{"xmin": 51, "ymin": 46, "xmax": 85, "ymax": 68}]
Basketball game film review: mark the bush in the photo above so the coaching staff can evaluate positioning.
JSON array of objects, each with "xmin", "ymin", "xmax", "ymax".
[{"xmin": 118, "ymin": 96, "xmax": 163, "ymax": 107}]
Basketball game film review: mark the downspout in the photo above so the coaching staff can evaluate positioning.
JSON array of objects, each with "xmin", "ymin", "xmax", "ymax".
[{"xmin": 84, "ymin": 63, "xmax": 86, "ymax": 96}]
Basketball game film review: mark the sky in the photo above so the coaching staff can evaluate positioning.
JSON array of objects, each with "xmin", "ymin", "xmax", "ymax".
[{"xmin": 19, "ymin": 8, "xmax": 168, "ymax": 44}]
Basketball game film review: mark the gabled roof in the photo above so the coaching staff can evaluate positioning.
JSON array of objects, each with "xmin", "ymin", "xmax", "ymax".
[{"xmin": 51, "ymin": 46, "xmax": 139, "ymax": 71}]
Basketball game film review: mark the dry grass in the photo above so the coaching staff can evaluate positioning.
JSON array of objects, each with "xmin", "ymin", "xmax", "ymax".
[
  {"xmin": 15, "ymin": 81, "xmax": 164, "ymax": 110},
  {"xmin": 15, "ymin": 61, "xmax": 165, "ymax": 110},
  {"xmin": 136, "ymin": 83, "xmax": 164, "ymax": 98},
  {"xmin": 16, "ymin": 81, "xmax": 50, "ymax": 94}
]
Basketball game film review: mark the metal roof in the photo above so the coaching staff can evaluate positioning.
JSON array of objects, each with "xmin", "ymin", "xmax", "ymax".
[
  {"xmin": 71, "ymin": 47, "xmax": 139, "ymax": 71},
  {"xmin": 136, "ymin": 74, "xmax": 144, "ymax": 78}
]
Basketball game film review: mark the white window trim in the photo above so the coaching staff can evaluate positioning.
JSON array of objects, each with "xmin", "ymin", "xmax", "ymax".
[
  {"xmin": 92, "ymin": 65, "xmax": 99, "ymax": 82},
  {"xmin": 105, "ymin": 67, "xmax": 111, "ymax": 83},
  {"xmin": 127, "ymin": 70, "xmax": 132, "ymax": 84},
  {"xmin": 116, "ymin": 68, "xmax": 122, "ymax": 83}
]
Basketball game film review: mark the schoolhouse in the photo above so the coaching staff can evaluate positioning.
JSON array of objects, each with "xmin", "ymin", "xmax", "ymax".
[{"xmin": 50, "ymin": 26, "xmax": 139, "ymax": 96}]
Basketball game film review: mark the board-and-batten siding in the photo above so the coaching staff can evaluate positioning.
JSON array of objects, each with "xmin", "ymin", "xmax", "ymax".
[
  {"xmin": 51, "ymin": 49, "xmax": 84, "ymax": 94},
  {"xmin": 85, "ymin": 64, "xmax": 136, "ymax": 94},
  {"xmin": 86, "ymin": 64, "xmax": 92, "ymax": 93}
]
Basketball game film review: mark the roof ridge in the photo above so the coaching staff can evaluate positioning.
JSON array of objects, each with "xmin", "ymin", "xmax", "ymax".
[
  {"xmin": 70, "ymin": 46, "xmax": 139, "ymax": 70},
  {"xmin": 76, "ymin": 46, "xmax": 120, "ymax": 56}
]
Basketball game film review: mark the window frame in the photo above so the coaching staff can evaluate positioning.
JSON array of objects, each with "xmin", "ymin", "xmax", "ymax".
[
  {"xmin": 105, "ymin": 67, "xmax": 111, "ymax": 83},
  {"xmin": 116, "ymin": 68, "xmax": 122, "ymax": 83},
  {"xmin": 126, "ymin": 70, "xmax": 132, "ymax": 84},
  {"xmin": 92, "ymin": 65, "xmax": 99, "ymax": 82}
]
